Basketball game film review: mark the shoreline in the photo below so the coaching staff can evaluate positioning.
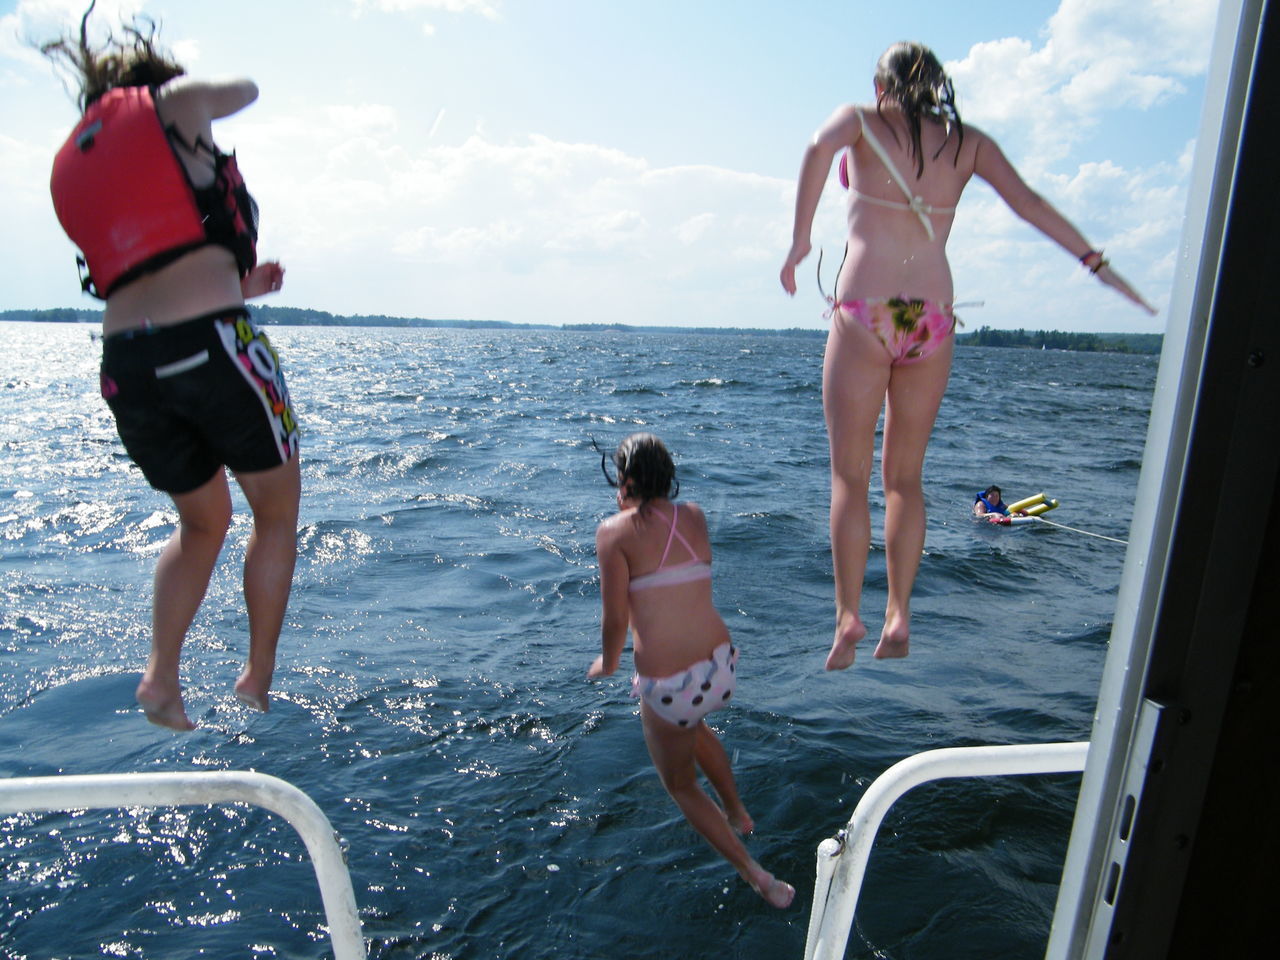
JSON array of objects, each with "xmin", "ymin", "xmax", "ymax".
[{"xmin": 0, "ymin": 307, "xmax": 1163, "ymax": 353}]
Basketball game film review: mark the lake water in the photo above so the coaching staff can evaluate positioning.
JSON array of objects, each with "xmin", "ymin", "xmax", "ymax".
[{"xmin": 0, "ymin": 321, "xmax": 1155, "ymax": 959}]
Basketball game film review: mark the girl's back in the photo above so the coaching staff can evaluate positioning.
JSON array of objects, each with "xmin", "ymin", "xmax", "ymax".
[
  {"xmin": 614, "ymin": 500, "xmax": 729, "ymax": 677},
  {"xmin": 102, "ymin": 78, "xmax": 256, "ymax": 333},
  {"xmin": 840, "ymin": 106, "xmax": 982, "ymax": 303}
]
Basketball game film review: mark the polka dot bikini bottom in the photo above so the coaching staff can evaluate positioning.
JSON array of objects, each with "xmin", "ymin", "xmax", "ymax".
[{"xmin": 632, "ymin": 641, "xmax": 737, "ymax": 728}]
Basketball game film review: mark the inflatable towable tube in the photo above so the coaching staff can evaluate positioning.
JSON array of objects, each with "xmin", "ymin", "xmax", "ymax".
[
  {"xmin": 988, "ymin": 492, "xmax": 1060, "ymax": 525},
  {"xmin": 1005, "ymin": 492, "xmax": 1059, "ymax": 516}
]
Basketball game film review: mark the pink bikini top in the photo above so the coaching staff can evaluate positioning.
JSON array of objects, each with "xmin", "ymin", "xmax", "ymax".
[{"xmin": 629, "ymin": 502, "xmax": 712, "ymax": 592}]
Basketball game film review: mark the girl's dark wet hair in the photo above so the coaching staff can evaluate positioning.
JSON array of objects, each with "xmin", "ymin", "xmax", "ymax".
[
  {"xmin": 41, "ymin": 1, "xmax": 185, "ymax": 111},
  {"xmin": 983, "ymin": 485, "xmax": 1002, "ymax": 499},
  {"xmin": 594, "ymin": 433, "xmax": 679, "ymax": 505},
  {"xmin": 875, "ymin": 41, "xmax": 964, "ymax": 177}
]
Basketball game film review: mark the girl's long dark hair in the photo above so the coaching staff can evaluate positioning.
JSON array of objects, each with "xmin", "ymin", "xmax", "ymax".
[
  {"xmin": 874, "ymin": 41, "xmax": 964, "ymax": 177},
  {"xmin": 41, "ymin": 1, "xmax": 185, "ymax": 111},
  {"xmin": 593, "ymin": 434, "xmax": 679, "ymax": 505}
]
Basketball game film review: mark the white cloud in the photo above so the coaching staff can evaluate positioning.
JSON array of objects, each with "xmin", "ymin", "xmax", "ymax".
[
  {"xmin": 675, "ymin": 213, "xmax": 715, "ymax": 246},
  {"xmin": 929, "ymin": 0, "xmax": 1218, "ymax": 328},
  {"xmin": 948, "ymin": 0, "xmax": 1217, "ymax": 169},
  {"xmin": 4, "ymin": 0, "xmax": 188, "ymax": 95},
  {"xmin": 220, "ymin": 101, "xmax": 797, "ymax": 324},
  {"xmin": 0, "ymin": 0, "xmax": 1219, "ymax": 330},
  {"xmin": 1046, "ymin": 0, "xmax": 1217, "ymax": 75},
  {"xmin": 0, "ymin": 131, "xmax": 51, "ymax": 197},
  {"xmin": 8, "ymin": 0, "xmax": 152, "ymax": 51},
  {"xmin": 326, "ymin": 103, "xmax": 399, "ymax": 137},
  {"xmin": 350, "ymin": 0, "xmax": 501, "ymax": 20},
  {"xmin": 170, "ymin": 38, "xmax": 200, "ymax": 67}
]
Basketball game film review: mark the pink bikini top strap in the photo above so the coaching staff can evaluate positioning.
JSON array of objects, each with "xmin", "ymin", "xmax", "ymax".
[
  {"xmin": 654, "ymin": 503, "xmax": 700, "ymax": 570},
  {"xmin": 655, "ymin": 502, "xmax": 679, "ymax": 568}
]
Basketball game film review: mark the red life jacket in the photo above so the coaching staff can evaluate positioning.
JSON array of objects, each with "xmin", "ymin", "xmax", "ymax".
[{"xmin": 50, "ymin": 85, "xmax": 257, "ymax": 299}]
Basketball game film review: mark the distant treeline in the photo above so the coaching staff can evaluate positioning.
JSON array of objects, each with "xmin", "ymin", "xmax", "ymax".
[
  {"xmin": 0, "ymin": 305, "xmax": 825, "ymax": 339},
  {"xmin": 2, "ymin": 308, "xmax": 1157, "ymax": 351},
  {"xmin": 956, "ymin": 325, "xmax": 1163, "ymax": 354},
  {"xmin": 1, "ymin": 307, "xmax": 101, "ymax": 324},
  {"xmin": 250, "ymin": 305, "xmax": 512, "ymax": 329}
]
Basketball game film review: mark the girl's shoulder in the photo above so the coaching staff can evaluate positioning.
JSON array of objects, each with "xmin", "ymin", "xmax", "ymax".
[
  {"xmin": 673, "ymin": 500, "xmax": 710, "ymax": 536},
  {"xmin": 596, "ymin": 507, "xmax": 639, "ymax": 542},
  {"xmin": 676, "ymin": 500, "xmax": 706, "ymax": 520},
  {"xmin": 816, "ymin": 103, "xmax": 871, "ymax": 148}
]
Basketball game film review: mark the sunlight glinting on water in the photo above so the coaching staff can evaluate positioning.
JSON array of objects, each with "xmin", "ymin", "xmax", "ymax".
[{"xmin": 1, "ymin": 321, "xmax": 1154, "ymax": 958}]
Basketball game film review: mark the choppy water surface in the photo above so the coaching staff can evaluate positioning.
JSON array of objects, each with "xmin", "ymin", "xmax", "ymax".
[{"xmin": 0, "ymin": 321, "xmax": 1156, "ymax": 958}]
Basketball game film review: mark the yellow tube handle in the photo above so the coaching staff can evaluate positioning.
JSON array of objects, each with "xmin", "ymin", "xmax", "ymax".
[
  {"xmin": 1025, "ymin": 499, "xmax": 1060, "ymax": 516},
  {"xmin": 1005, "ymin": 493, "xmax": 1046, "ymax": 514}
]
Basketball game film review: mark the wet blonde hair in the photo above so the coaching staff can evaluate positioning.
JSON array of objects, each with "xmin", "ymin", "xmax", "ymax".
[{"xmin": 874, "ymin": 41, "xmax": 964, "ymax": 177}]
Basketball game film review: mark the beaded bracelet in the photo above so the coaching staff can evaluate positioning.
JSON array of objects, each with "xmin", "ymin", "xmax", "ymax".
[{"xmin": 1080, "ymin": 250, "xmax": 1108, "ymax": 274}]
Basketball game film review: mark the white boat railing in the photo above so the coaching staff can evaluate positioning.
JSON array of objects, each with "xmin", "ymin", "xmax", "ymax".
[
  {"xmin": 804, "ymin": 741, "xmax": 1090, "ymax": 960},
  {"xmin": 0, "ymin": 770, "xmax": 365, "ymax": 960}
]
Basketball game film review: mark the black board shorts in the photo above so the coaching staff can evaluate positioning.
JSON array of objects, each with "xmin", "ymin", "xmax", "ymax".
[{"xmin": 100, "ymin": 307, "xmax": 299, "ymax": 494}]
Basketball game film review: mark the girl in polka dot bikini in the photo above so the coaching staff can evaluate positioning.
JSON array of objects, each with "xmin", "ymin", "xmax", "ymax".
[{"xmin": 589, "ymin": 433, "xmax": 794, "ymax": 909}]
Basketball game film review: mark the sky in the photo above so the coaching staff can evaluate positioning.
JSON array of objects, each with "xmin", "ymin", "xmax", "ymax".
[{"xmin": 0, "ymin": 0, "xmax": 1221, "ymax": 332}]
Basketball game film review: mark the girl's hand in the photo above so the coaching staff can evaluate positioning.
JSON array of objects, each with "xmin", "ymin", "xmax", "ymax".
[
  {"xmin": 587, "ymin": 655, "xmax": 614, "ymax": 678},
  {"xmin": 240, "ymin": 261, "xmax": 285, "ymax": 300},
  {"xmin": 779, "ymin": 239, "xmax": 812, "ymax": 296},
  {"xmin": 1095, "ymin": 263, "xmax": 1157, "ymax": 315}
]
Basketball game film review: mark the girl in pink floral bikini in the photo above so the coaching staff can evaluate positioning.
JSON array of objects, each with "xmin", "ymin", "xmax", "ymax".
[{"xmin": 780, "ymin": 42, "xmax": 1153, "ymax": 672}]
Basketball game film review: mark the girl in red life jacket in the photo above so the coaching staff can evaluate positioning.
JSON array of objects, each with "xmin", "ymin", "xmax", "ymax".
[{"xmin": 43, "ymin": 3, "xmax": 299, "ymax": 731}]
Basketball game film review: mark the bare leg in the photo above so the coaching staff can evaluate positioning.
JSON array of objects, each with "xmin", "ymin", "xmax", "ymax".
[
  {"xmin": 137, "ymin": 471, "xmax": 233, "ymax": 730},
  {"xmin": 231, "ymin": 456, "xmax": 301, "ymax": 711},
  {"xmin": 875, "ymin": 337, "xmax": 953, "ymax": 658},
  {"xmin": 694, "ymin": 720, "xmax": 752, "ymax": 834},
  {"xmin": 822, "ymin": 314, "xmax": 892, "ymax": 670},
  {"xmin": 641, "ymin": 703, "xmax": 794, "ymax": 908}
]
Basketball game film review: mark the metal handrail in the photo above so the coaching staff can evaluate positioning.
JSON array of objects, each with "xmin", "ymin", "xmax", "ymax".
[
  {"xmin": 0, "ymin": 770, "xmax": 365, "ymax": 960},
  {"xmin": 804, "ymin": 741, "xmax": 1090, "ymax": 960}
]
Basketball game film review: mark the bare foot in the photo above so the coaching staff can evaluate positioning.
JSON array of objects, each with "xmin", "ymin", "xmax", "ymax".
[
  {"xmin": 234, "ymin": 674, "xmax": 271, "ymax": 713},
  {"xmin": 873, "ymin": 611, "xmax": 910, "ymax": 659},
  {"xmin": 747, "ymin": 865, "xmax": 796, "ymax": 909},
  {"xmin": 825, "ymin": 612, "xmax": 867, "ymax": 671},
  {"xmin": 725, "ymin": 804, "xmax": 754, "ymax": 836},
  {"xmin": 136, "ymin": 678, "xmax": 196, "ymax": 731}
]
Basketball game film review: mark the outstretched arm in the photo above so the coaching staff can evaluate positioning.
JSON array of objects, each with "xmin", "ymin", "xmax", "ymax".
[
  {"xmin": 589, "ymin": 524, "xmax": 630, "ymax": 678},
  {"xmin": 973, "ymin": 132, "xmax": 1156, "ymax": 314},
  {"xmin": 160, "ymin": 76, "xmax": 259, "ymax": 120},
  {"xmin": 780, "ymin": 105, "xmax": 862, "ymax": 296}
]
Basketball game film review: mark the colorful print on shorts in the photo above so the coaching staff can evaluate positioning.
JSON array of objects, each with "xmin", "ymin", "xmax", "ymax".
[{"xmin": 215, "ymin": 315, "xmax": 299, "ymax": 462}]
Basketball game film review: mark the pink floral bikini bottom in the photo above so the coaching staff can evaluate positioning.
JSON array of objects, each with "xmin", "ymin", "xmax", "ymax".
[{"xmin": 827, "ymin": 296, "xmax": 957, "ymax": 365}]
